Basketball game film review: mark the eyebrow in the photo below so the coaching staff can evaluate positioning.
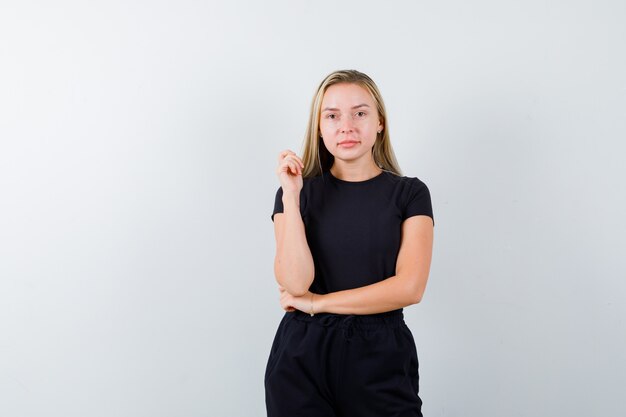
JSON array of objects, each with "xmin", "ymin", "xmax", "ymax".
[{"xmin": 321, "ymin": 104, "xmax": 370, "ymax": 112}]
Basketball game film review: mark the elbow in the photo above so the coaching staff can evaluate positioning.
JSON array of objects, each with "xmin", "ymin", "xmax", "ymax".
[
  {"xmin": 274, "ymin": 256, "xmax": 315, "ymax": 297},
  {"xmin": 412, "ymin": 291, "xmax": 424, "ymax": 305},
  {"xmin": 279, "ymin": 280, "xmax": 312, "ymax": 297},
  {"xmin": 288, "ymin": 286, "xmax": 310, "ymax": 297},
  {"xmin": 404, "ymin": 276, "xmax": 426, "ymax": 305},
  {"xmin": 294, "ymin": 273, "xmax": 315, "ymax": 296},
  {"xmin": 275, "ymin": 273, "xmax": 314, "ymax": 297}
]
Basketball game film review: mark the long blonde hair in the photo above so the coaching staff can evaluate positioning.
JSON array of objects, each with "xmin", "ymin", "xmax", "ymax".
[{"xmin": 299, "ymin": 69, "xmax": 403, "ymax": 178}]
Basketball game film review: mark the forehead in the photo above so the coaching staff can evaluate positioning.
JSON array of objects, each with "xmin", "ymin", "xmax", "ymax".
[{"xmin": 321, "ymin": 83, "xmax": 374, "ymax": 108}]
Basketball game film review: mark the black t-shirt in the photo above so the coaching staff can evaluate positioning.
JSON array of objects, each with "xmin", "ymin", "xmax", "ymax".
[{"xmin": 271, "ymin": 169, "xmax": 434, "ymax": 301}]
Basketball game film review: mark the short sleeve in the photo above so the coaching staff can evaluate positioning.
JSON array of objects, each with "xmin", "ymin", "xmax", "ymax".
[
  {"xmin": 271, "ymin": 186, "xmax": 283, "ymax": 222},
  {"xmin": 403, "ymin": 179, "xmax": 434, "ymax": 226}
]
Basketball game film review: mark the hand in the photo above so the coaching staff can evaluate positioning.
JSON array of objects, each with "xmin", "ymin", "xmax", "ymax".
[
  {"xmin": 276, "ymin": 149, "xmax": 305, "ymax": 194},
  {"xmin": 277, "ymin": 285, "xmax": 318, "ymax": 314}
]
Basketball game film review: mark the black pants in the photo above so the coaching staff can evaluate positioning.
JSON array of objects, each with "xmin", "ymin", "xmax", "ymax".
[{"xmin": 264, "ymin": 309, "xmax": 423, "ymax": 417}]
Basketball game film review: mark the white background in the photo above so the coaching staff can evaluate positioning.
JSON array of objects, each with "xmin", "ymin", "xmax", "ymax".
[{"xmin": 1, "ymin": 1, "xmax": 625, "ymax": 416}]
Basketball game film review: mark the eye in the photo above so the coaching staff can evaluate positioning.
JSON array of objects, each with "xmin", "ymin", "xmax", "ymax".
[
  {"xmin": 326, "ymin": 114, "xmax": 336, "ymax": 119},
  {"xmin": 356, "ymin": 111, "xmax": 366, "ymax": 117}
]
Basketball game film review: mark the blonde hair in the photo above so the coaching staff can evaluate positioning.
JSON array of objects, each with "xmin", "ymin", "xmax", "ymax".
[{"xmin": 299, "ymin": 69, "xmax": 403, "ymax": 178}]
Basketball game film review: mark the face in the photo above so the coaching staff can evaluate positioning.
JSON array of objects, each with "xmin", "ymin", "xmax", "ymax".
[{"xmin": 319, "ymin": 83, "xmax": 383, "ymax": 164}]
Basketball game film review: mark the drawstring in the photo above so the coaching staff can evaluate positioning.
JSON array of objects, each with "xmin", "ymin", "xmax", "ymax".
[
  {"xmin": 341, "ymin": 315, "xmax": 356, "ymax": 342},
  {"xmin": 310, "ymin": 314, "xmax": 357, "ymax": 341},
  {"xmin": 316, "ymin": 314, "xmax": 339, "ymax": 327},
  {"xmin": 293, "ymin": 310, "xmax": 404, "ymax": 346}
]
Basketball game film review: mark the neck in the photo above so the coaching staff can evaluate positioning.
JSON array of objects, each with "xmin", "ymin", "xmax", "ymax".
[{"xmin": 329, "ymin": 161, "xmax": 382, "ymax": 182}]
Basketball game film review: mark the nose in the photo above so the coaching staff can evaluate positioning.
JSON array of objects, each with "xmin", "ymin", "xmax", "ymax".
[{"xmin": 340, "ymin": 117, "xmax": 354, "ymax": 133}]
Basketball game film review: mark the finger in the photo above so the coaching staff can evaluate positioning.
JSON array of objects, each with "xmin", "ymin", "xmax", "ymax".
[
  {"xmin": 282, "ymin": 153, "xmax": 304, "ymax": 169},
  {"xmin": 291, "ymin": 160, "xmax": 302, "ymax": 174},
  {"xmin": 294, "ymin": 156, "xmax": 305, "ymax": 168},
  {"xmin": 281, "ymin": 161, "xmax": 294, "ymax": 175},
  {"xmin": 282, "ymin": 160, "xmax": 299, "ymax": 175},
  {"xmin": 278, "ymin": 162, "xmax": 291, "ymax": 175},
  {"xmin": 285, "ymin": 154, "xmax": 304, "ymax": 168},
  {"xmin": 278, "ymin": 150, "xmax": 294, "ymax": 163}
]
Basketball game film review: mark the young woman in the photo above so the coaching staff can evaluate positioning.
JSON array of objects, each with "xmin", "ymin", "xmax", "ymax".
[{"xmin": 265, "ymin": 69, "xmax": 434, "ymax": 417}]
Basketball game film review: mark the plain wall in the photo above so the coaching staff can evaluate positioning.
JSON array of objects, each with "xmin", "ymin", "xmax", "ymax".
[{"xmin": 1, "ymin": 0, "xmax": 625, "ymax": 416}]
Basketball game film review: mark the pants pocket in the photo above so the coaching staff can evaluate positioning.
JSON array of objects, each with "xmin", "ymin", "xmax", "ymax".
[
  {"xmin": 401, "ymin": 322, "xmax": 420, "ymax": 395},
  {"xmin": 265, "ymin": 312, "xmax": 293, "ymax": 379}
]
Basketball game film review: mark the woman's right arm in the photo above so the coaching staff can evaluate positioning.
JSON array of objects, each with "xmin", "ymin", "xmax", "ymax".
[{"xmin": 273, "ymin": 151, "xmax": 315, "ymax": 297}]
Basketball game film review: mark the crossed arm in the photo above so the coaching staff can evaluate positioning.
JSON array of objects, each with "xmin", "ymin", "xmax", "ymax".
[{"xmin": 274, "ymin": 213, "xmax": 434, "ymax": 315}]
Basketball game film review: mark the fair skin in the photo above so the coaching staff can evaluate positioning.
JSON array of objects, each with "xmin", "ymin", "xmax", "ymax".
[
  {"xmin": 320, "ymin": 82, "xmax": 383, "ymax": 182},
  {"xmin": 274, "ymin": 82, "xmax": 434, "ymax": 314},
  {"xmin": 273, "ymin": 150, "xmax": 313, "ymax": 298}
]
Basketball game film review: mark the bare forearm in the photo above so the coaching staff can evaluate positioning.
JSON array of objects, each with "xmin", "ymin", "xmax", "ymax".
[
  {"xmin": 274, "ymin": 192, "xmax": 315, "ymax": 296},
  {"xmin": 316, "ymin": 274, "xmax": 419, "ymax": 315}
]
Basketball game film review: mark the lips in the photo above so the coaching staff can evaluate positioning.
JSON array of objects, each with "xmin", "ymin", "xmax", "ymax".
[{"xmin": 338, "ymin": 140, "xmax": 359, "ymax": 145}]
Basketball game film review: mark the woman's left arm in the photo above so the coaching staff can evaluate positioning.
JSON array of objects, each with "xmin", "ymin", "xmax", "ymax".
[{"xmin": 279, "ymin": 215, "xmax": 434, "ymax": 315}]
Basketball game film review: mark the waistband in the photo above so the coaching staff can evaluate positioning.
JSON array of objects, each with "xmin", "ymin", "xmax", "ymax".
[{"xmin": 289, "ymin": 308, "xmax": 405, "ymax": 330}]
